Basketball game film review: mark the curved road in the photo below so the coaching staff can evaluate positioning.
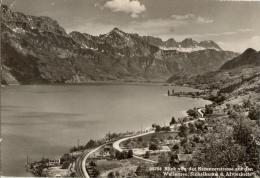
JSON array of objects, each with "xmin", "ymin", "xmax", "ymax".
[
  {"xmin": 76, "ymin": 144, "xmax": 105, "ymax": 178},
  {"xmin": 113, "ymin": 108, "xmax": 205, "ymax": 164},
  {"xmin": 78, "ymin": 108, "xmax": 205, "ymax": 177}
]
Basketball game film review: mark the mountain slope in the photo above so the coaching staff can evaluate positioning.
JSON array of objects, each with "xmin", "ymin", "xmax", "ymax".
[
  {"xmin": 220, "ymin": 48, "xmax": 260, "ymax": 70},
  {"xmin": 1, "ymin": 4, "xmax": 237, "ymax": 84},
  {"xmin": 168, "ymin": 48, "xmax": 260, "ymax": 93}
]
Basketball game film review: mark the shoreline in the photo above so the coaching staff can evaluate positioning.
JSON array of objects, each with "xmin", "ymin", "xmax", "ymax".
[
  {"xmin": 2, "ymin": 85, "xmax": 211, "ymax": 177},
  {"xmin": 26, "ymin": 92, "xmax": 210, "ymax": 177}
]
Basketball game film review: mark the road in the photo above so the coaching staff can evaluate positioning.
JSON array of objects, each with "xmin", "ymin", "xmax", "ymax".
[
  {"xmin": 75, "ymin": 144, "xmax": 105, "ymax": 178},
  {"xmin": 113, "ymin": 108, "xmax": 205, "ymax": 164},
  {"xmin": 77, "ymin": 108, "xmax": 205, "ymax": 177},
  {"xmin": 113, "ymin": 131, "xmax": 155, "ymax": 152}
]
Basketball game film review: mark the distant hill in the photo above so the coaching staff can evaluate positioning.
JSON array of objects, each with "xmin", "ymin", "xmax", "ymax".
[
  {"xmin": 220, "ymin": 48, "xmax": 260, "ymax": 70},
  {"xmin": 167, "ymin": 48, "xmax": 260, "ymax": 94},
  {"xmin": 1, "ymin": 4, "xmax": 237, "ymax": 84}
]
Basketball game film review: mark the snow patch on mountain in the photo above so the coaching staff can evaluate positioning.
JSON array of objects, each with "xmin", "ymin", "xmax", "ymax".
[{"xmin": 160, "ymin": 46, "xmax": 220, "ymax": 52}]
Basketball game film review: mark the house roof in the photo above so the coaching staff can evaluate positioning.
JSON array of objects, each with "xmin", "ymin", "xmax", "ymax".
[{"xmin": 177, "ymin": 154, "xmax": 192, "ymax": 162}]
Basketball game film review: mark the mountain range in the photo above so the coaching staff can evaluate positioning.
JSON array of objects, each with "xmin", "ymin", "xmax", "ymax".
[
  {"xmin": 168, "ymin": 47, "xmax": 260, "ymax": 93},
  {"xmin": 1, "ymin": 4, "xmax": 238, "ymax": 85}
]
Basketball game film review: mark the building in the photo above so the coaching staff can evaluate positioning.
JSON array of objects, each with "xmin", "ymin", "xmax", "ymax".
[{"xmin": 48, "ymin": 159, "xmax": 61, "ymax": 167}]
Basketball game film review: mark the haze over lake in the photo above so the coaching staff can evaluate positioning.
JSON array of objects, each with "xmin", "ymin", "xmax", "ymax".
[{"xmin": 1, "ymin": 84, "xmax": 211, "ymax": 176}]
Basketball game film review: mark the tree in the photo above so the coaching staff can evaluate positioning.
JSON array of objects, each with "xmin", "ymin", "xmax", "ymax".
[
  {"xmin": 172, "ymin": 144, "xmax": 179, "ymax": 150},
  {"xmin": 195, "ymin": 120, "xmax": 205, "ymax": 131},
  {"xmin": 152, "ymin": 123, "xmax": 157, "ymax": 128},
  {"xmin": 60, "ymin": 154, "xmax": 72, "ymax": 164},
  {"xmin": 69, "ymin": 146, "xmax": 78, "ymax": 152},
  {"xmin": 187, "ymin": 109, "xmax": 199, "ymax": 118},
  {"xmin": 149, "ymin": 143, "xmax": 159, "ymax": 150},
  {"xmin": 169, "ymin": 154, "xmax": 178, "ymax": 167},
  {"xmin": 205, "ymin": 105, "xmax": 213, "ymax": 115},
  {"xmin": 89, "ymin": 161, "xmax": 96, "ymax": 167},
  {"xmin": 61, "ymin": 161, "xmax": 70, "ymax": 169},
  {"xmin": 115, "ymin": 171, "xmax": 120, "ymax": 177},
  {"xmin": 233, "ymin": 118, "xmax": 253, "ymax": 146},
  {"xmin": 191, "ymin": 135, "xmax": 247, "ymax": 168},
  {"xmin": 85, "ymin": 139, "xmax": 96, "ymax": 149},
  {"xmin": 115, "ymin": 150, "xmax": 121, "ymax": 160},
  {"xmin": 158, "ymin": 153, "xmax": 169, "ymax": 167},
  {"xmin": 108, "ymin": 172, "xmax": 115, "ymax": 178},
  {"xmin": 170, "ymin": 116, "xmax": 177, "ymax": 125},
  {"xmin": 137, "ymin": 137, "xmax": 143, "ymax": 142},
  {"xmin": 243, "ymin": 99, "xmax": 252, "ymax": 108},
  {"xmin": 136, "ymin": 165, "xmax": 148, "ymax": 176},
  {"xmin": 155, "ymin": 125, "xmax": 162, "ymax": 132},
  {"xmin": 127, "ymin": 150, "xmax": 133, "ymax": 158},
  {"xmin": 161, "ymin": 126, "xmax": 171, "ymax": 132},
  {"xmin": 144, "ymin": 151, "xmax": 150, "ymax": 158},
  {"xmin": 179, "ymin": 123, "xmax": 189, "ymax": 137},
  {"xmin": 248, "ymin": 108, "xmax": 260, "ymax": 120},
  {"xmin": 188, "ymin": 123, "xmax": 196, "ymax": 133}
]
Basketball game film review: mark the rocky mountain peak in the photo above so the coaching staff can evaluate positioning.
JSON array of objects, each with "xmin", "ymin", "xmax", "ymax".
[
  {"xmin": 199, "ymin": 40, "xmax": 222, "ymax": 50},
  {"xmin": 243, "ymin": 48, "xmax": 257, "ymax": 56},
  {"xmin": 180, "ymin": 38, "xmax": 199, "ymax": 47},
  {"xmin": 165, "ymin": 38, "xmax": 178, "ymax": 47},
  {"xmin": 1, "ymin": 4, "xmax": 67, "ymax": 36},
  {"xmin": 1, "ymin": 5, "xmax": 238, "ymax": 84}
]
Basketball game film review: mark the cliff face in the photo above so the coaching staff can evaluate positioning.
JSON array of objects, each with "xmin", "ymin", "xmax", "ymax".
[{"xmin": 1, "ymin": 5, "xmax": 237, "ymax": 84}]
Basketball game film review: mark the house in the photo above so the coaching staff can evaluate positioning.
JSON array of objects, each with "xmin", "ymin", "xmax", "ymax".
[
  {"xmin": 176, "ymin": 154, "xmax": 192, "ymax": 166},
  {"xmin": 165, "ymin": 139, "xmax": 180, "ymax": 145},
  {"xmin": 133, "ymin": 146, "xmax": 171, "ymax": 156},
  {"xmin": 177, "ymin": 154, "xmax": 192, "ymax": 162},
  {"xmin": 69, "ymin": 151, "xmax": 82, "ymax": 157},
  {"xmin": 48, "ymin": 159, "xmax": 61, "ymax": 167}
]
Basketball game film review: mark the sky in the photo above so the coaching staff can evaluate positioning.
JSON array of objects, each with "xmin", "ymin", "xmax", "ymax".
[{"xmin": 2, "ymin": 0, "xmax": 260, "ymax": 52}]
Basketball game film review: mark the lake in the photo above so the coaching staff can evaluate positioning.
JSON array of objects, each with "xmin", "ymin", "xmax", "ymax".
[{"xmin": 1, "ymin": 84, "xmax": 211, "ymax": 176}]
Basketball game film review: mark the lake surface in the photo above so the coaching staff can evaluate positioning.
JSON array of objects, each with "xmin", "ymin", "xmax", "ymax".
[{"xmin": 1, "ymin": 84, "xmax": 211, "ymax": 176}]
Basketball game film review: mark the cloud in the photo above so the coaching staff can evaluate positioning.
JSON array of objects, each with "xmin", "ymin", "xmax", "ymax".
[
  {"xmin": 218, "ymin": 36, "xmax": 260, "ymax": 52},
  {"xmin": 197, "ymin": 16, "xmax": 214, "ymax": 24},
  {"xmin": 50, "ymin": 1, "xmax": 56, "ymax": 6},
  {"xmin": 171, "ymin": 13, "xmax": 213, "ymax": 24},
  {"xmin": 104, "ymin": 0, "xmax": 146, "ymax": 18},
  {"xmin": 125, "ymin": 18, "xmax": 186, "ymax": 36},
  {"xmin": 180, "ymin": 28, "xmax": 254, "ymax": 38},
  {"xmin": 123, "ymin": 14, "xmax": 214, "ymax": 38},
  {"xmin": 9, "ymin": 0, "xmax": 16, "ymax": 9}
]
